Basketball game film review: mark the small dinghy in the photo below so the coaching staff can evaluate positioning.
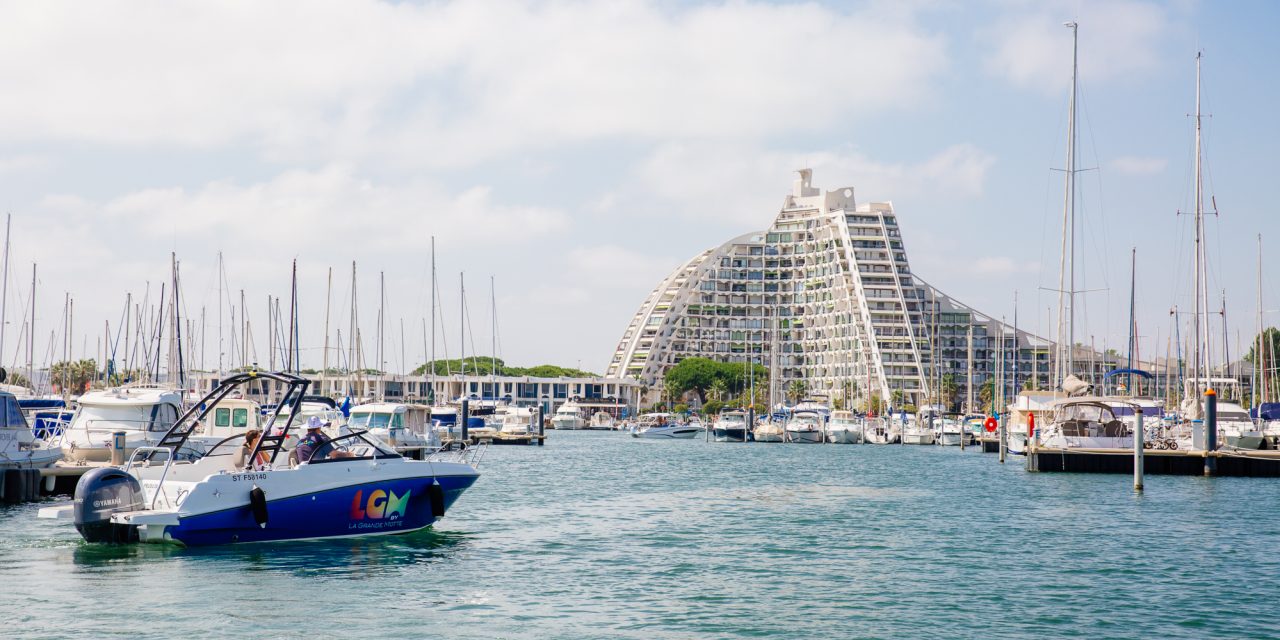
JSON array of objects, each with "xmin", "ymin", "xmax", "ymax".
[{"xmin": 40, "ymin": 371, "xmax": 481, "ymax": 546}]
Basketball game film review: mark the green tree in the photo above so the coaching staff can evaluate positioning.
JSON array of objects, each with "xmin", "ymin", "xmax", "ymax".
[
  {"xmin": 4, "ymin": 372, "xmax": 31, "ymax": 389},
  {"xmin": 978, "ymin": 379, "xmax": 995, "ymax": 411},
  {"xmin": 787, "ymin": 379, "xmax": 807, "ymax": 403},
  {"xmin": 940, "ymin": 374, "xmax": 959, "ymax": 410},
  {"xmin": 708, "ymin": 378, "xmax": 728, "ymax": 403},
  {"xmin": 51, "ymin": 359, "xmax": 97, "ymax": 394}
]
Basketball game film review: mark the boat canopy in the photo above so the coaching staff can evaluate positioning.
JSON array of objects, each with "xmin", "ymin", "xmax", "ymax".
[{"xmin": 1104, "ymin": 368, "xmax": 1153, "ymax": 379}]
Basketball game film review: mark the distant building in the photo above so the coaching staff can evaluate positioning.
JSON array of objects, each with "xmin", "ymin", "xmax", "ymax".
[
  {"xmin": 188, "ymin": 370, "xmax": 639, "ymax": 416},
  {"xmin": 608, "ymin": 170, "xmax": 1136, "ymax": 411}
]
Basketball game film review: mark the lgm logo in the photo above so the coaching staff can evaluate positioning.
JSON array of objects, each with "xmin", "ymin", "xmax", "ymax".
[{"xmin": 349, "ymin": 488, "xmax": 410, "ymax": 527}]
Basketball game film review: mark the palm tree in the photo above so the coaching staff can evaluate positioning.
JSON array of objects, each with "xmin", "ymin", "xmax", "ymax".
[
  {"xmin": 709, "ymin": 378, "xmax": 728, "ymax": 403},
  {"xmin": 787, "ymin": 379, "xmax": 807, "ymax": 404},
  {"xmin": 940, "ymin": 374, "xmax": 959, "ymax": 411}
]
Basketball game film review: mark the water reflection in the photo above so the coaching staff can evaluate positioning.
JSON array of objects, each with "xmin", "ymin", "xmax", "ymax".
[{"xmin": 71, "ymin": 528, "xmax": 472, "ymax": 578}]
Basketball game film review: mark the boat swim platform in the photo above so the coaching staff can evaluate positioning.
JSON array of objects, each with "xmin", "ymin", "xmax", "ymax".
[{"xmin": 1028, "ymin": 447, "xmax": 1280, "ymax": 477}]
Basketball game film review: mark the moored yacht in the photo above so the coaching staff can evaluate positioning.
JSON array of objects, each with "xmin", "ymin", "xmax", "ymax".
[
  {"xmin": 551, "ymin": 400, "xmax": 586, "ymax": 430},
  {"xmin": 1217, "ymin": 402, "xmax": 1264, "ymax": 450},
  {"xmin": 61, "ymin": 385, "xmax": 195, "ymax": 462},
  {"xmin": 0, "ymin": 389, "xmax": 62, "ymax": 469},
  {"xmin": 348, "ymin": 402, "xmax": 439, "ymax": 454},
  {"xmin": 752, "ymin": 419, "xmax": 784, "ymax": 443},
  {"xmin": 936, "ymin": 417, "xmax": 963, "ymax": 446},
  {"xmin": 712, "ymin": 409, "xmax": 751, "ymax": 442},
  {"xmin": 864, "ymin": 416, "xmax": 898, "ymax": 444},
  {"xmin": 826, "ymin": 411, "xmax": 863, "ymax": 444},
  {"xmin": 630, "ymin": 413, "xmax": 699, "ymax": 439},
  {"xmin": 784, "ymin": 410, "xmax": 824, "ymax": 443},
  {"xmin": 1039, "ymin": 397, "xmax": 1133, "ymax": 449}
]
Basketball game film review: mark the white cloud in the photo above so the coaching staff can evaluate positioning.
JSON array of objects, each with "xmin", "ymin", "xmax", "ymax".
[
  {"xmin": 981, "ymin": 0, "xmax": 1174, "ymax": 93},
  {"xmin": 0, "ymin": 1, "xmax": 948, "ymax": 168},
  {"xmin": 627, "ymin": 142, "xmax": 996, "ymax": 223},
  {"xmin": 1111, "ymin": 155, "xmax": 1168, "ymax": 175}
]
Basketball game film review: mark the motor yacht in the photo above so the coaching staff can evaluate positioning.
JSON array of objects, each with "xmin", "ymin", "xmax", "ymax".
[
  {"xmin": 588, "ymin": 411, "xmax": 616, "ymax": 430},
  {"xmin": 498, "ymin": 406, "xmax": 536, "ymax": 435},
  {"xmin": 784, "ymin": 410, "xmax": 824, "ymax": 444},
  {"xmin": 348, "ymin": 402, "xmax": 440, "ymax": 455},
  {"xmin": 61, "ymin": 385, "xmax": 197, "ymax": 463},
  {"xmin": 39, "ymin": 371, "xmax": 480, "ymax": 546},
  {"xmin": 711, "ymin": 409, "xmax": 751, "ymax": 442},
  {"xmin": 630, "ymin": 413, "xmax": 699, "ymax": 439},
  {"xmin": 0, "ymin": 389, "xmax": 62, "ymax": 469},
  {"xmin": 1217, "ymin": 402, "xmax": 1265, "ymax": 450},
  {"xmin": 901, "ymin": 418, "xmax": 935, "ymax": 445},
  {"xmin": 826, "ymin": 411, "xmax": 863, "ymax": 444},
  {"xmin": 864, "ymin": 417, "xmax": 898, "ymax": 444},
  {"xmin": 752, "ymin": 419, "xmax": 784, "ymax": 443},
  {"xmin": 551, "ymin": 401, "xmax": 586, "ymax": 430}
]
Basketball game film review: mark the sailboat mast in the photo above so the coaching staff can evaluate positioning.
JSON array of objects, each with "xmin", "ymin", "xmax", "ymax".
[
  {"xmin": 323, "ymin": 266, "xmax": 332, "ymax": 395},
  {"xmin": 1055, "ymin": 21, "xmax": 1079, "ymax": 387},
  {"xmin": 1258, "ymin": 235, "xmax": 1265, "ymax": 405},
  {"xmin": 1192, "ymin": 51, "xmax": 1207, "ymax": 404},
  {"xmin": 430, "ymin": 237, "xmax": 436, "ymax": 404},
  {"xmin": 490, "ymin": 275, "xmax": 496, "ymax": 400},
  {"xmin": 460, "ymin": 272, "xmax": 466, "ymax": 378},
  {"xmin": 0, "ymin": 214, "xmax": 10, "ymax": 367},
  {"xmin": 1128, "ymin": 248, "xmax": 1137, "ymax": 393},
  {"xmin": 28, "ymin": 265, "xmax": 36, "ymax": 388}
]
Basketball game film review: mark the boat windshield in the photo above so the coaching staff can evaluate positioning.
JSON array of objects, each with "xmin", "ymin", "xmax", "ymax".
[
  {"xmin": 349, "ymin": 412, "xmax": 395, "ymax": 429},
  {"xmin": 75, "ymin": 404, "xmax": 161, "ymax": 432},
  {"xmin": 1056, "ymin": 403, "xmax": 1116, "ymax": 423},
  {"xmin": 721, "ymin": 414, "xmax": 745, "ymax": 424}
]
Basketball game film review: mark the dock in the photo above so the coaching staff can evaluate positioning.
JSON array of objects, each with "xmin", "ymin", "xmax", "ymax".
[
  {"xmin": 978, "ymin": 437, "xmax": 1000, "ymax": 453},
  {"xmin": 1028, "ymin": 447, "xmax": 1280, "ymax": 477}
]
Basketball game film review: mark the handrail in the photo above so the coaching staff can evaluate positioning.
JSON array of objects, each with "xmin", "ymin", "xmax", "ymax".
[{"xmin": 123, "ymin": 446, "xmax": 177, "ymax": 510}]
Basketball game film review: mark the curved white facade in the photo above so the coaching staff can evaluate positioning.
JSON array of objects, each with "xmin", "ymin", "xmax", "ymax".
[{"xmin": 608, "ymin": 170, "xmax": 1055, "ymax": 411}]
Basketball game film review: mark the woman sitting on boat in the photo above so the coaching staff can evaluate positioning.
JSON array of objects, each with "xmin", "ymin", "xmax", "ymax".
[{"xmin": 233, "ymin": 429, "xmax": 270, "ymax": 471}]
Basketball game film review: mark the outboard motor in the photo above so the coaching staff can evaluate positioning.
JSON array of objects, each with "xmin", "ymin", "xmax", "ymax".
[{"xmin": 73, "ymin": 467, "xmax": 144, "ymax": 543}]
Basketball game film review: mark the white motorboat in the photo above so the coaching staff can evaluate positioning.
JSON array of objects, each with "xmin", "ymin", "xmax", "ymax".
[
  {"xmin": 0, "ymin": 389, "xmax": 62, "ymax": 469},
  {"xmin": 936, "ymin": 418, "xmax": 963, "ymax": 446},
  {"xmin": 498, "ymin": 406, "xmax": 536, "ymax": 435},
  {"xmin": 784, "ymin": 410, "xmax": 824, "ymax": 443},
  {"xmin": 711, "ymin": 409, "xmax": 751, "ymax": 442},
  {"xmin": 826, "ymin": 411, "xmax": 863, "ymax": 444},
  {"xmin": 38, "ymin": 371, "xmax": 480, "ymax": 546},
  {"xmin": 61, "ymin": 385, "xmax": 200, "ymax": 462},
  {"xmin": 1039, "ymin": 397, "xmax": 1133, "ymax": 449},
  {"xmin": 1217, "ymin": 402, "xmax": 1265, "ymax": 450},
  {"xmin": 901, "ymin": 419, "xmax": 935, "ymax": 445},
  {"xmin": 753, "ymin": 419, "xmax": 785, "ymax": 443},
  {"xmin": 551, "ymin": 401, "xmax": 586, "ymax": 430},
  {"xmin": 348, "ymin": 402, "xmax": 440, "ymax": 454},
  {"xmin": 864, "ymin": 417, "xmax": 898, "ymax": 444},
  {"xmin": 630, "ymin": 413, "xmax": 700, "ymax": 439},
  {"xmin": 588, "ymin": 411, "xmax": 616, "ymax": 430}
]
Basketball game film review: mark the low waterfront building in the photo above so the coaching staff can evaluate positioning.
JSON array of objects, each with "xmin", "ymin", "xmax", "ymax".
[{"xmin": 187, "ymin": 370, "xmax": 639, "ymax": 416}]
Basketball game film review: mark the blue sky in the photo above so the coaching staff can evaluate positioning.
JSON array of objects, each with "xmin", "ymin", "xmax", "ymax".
[{"xmin": 0, "ymin": 0, "xmax": 1276, "ymax": 376}]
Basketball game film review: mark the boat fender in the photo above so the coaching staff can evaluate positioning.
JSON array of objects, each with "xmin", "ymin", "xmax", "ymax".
[
  {"xmin": 428, "ymin": 481, "xmax": 446, "ymax": 518},
  {"xmin": 249, "ymin": 486, "xmax": 268, "ymax": 528},
  {"xmin": 73, "ymin": 467, "xmax": 143, "ymax": 543},
  {"xmin": 3, "ymin": 468, "xmax": 25, "ymax": 504}
]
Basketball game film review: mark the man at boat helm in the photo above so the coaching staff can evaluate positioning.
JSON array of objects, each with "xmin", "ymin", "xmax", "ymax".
[{"xmin": 294, "ymin": 416, "xmax": 354, "ymax": 463}]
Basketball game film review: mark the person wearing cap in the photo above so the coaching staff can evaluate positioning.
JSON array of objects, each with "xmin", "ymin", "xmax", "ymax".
[{"xmin": 294, "ymin": 416, "xmax": 335, "ymax": 464}]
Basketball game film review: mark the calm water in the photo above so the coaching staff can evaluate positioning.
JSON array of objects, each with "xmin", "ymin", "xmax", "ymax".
[{"xmin": 2, "ymin": 432, "xmax": 1279, "ymax": 639}]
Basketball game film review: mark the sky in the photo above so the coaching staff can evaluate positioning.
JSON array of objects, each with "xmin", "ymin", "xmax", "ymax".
[{"xmin": 0, "ymin": 0, "xmax": 1278, "ymax": 377}]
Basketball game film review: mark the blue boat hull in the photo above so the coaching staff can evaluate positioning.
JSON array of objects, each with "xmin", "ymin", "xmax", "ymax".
[{"xmin": 167, "ymin": 474, "xmax": 478, "ymax": 546}]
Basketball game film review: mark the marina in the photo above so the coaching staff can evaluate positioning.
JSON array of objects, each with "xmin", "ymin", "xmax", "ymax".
[
  {"xmin": 3, "ymin": 2, "xmax": 1280, "ymax": 638},
  {"xmin": 4, "ymin": 431, "xmax": 1280, "ymax": 638}
]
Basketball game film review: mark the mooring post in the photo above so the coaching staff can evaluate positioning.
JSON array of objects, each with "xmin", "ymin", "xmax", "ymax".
[
  {"xmin": 998, "ymin": 414, "xmax": 1006, "ymax": 464},
  {"xmin": 1204, "ymin": 389, "xmax": 1217, "ymax": 477},
  {"xmin": 537, "ymin": 405, "xmax": 545, "ymax": 446},
  {"xmin": 1134, "ymin": 406, "xmax": 1144, "ymax": 491},
  {"xmin": 746, "ymin": 407, "xmax": 754, "ymax": 443},
  {"xmin": 111, "ymin": 431, "xmax": 126, "ymax": 466},
  {"xmin": 460, "ymin": 399, "xmax": 470, "ymax": 446}
]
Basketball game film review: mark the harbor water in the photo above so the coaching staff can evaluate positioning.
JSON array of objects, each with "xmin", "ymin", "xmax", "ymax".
[{"xmin": 3, "ymin": 432, "xmax": 1279, "ymax": 639}]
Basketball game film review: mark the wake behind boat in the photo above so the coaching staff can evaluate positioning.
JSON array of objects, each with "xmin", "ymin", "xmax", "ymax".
[{"xmin": 39, "ymin": 371, "xmax": 480, "ymax": 547}]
